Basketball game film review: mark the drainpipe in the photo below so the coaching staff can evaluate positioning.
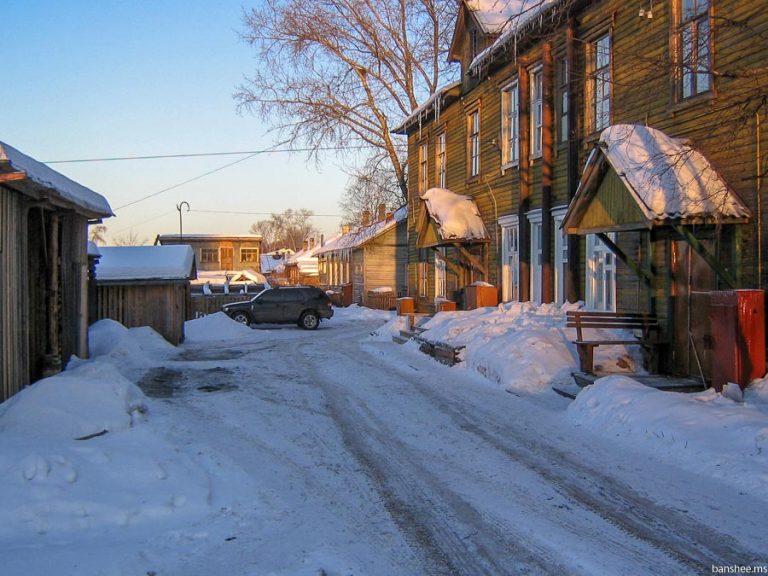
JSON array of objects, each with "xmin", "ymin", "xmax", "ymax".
[{"xmin": 542, "ymin": 41, "xmax": 554, "ymax": 303}]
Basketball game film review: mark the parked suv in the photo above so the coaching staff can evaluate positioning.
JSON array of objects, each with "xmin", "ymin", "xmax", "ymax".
[{"xmin": 222, "ymin": 286, "xmax": 333, "ymax": 329}]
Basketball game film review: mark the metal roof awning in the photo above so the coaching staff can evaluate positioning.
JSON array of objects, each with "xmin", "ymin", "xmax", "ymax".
[{"xmin": 562, "ymin": 124, "xmax": 750, "ymax": 235}]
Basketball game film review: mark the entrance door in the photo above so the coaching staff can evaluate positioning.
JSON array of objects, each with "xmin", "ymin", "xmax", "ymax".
[
  {"xmin": 670, "ymin": 238, "xmax": 716, "ymax": 379},
  {"xmin": 220, "ymin": 246, "xmax": 234, "ymax": 270}
]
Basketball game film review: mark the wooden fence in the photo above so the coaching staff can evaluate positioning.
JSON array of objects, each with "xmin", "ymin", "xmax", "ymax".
[
  {"xmin": 189, "ymin": 294, "xmax": 253, "ymax": 319},
  {"xmin": 364, "ymin": 291, "xmax": 397, "ymax": 310}
]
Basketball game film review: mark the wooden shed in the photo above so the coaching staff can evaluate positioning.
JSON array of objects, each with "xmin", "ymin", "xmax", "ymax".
[
  {"xmin": 93, "ymin": 245, "xmax": 196, "ymax": 345},
  {"xmin": 0, "ymin": 141, "xmax": 113, "ymax": 401}
]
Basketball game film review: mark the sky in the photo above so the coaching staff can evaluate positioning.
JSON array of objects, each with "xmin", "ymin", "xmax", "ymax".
[{"xmin": 1, "ymin": 0, "xmax": 353, "ymax": 244}]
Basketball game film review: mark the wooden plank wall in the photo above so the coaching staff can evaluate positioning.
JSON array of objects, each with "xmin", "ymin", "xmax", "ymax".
[
  {"xmin": 0, "ymin": 187, "xmax": 29, "ymax": 401},
  {"xmin": 95, "ymin": 283, "xmax": 190, "ymax": 345}
]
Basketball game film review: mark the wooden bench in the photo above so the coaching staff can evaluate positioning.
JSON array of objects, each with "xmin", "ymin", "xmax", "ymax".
[{"xmin": 565, "ymin": 311, "xmax": 661, "ymax": 375}]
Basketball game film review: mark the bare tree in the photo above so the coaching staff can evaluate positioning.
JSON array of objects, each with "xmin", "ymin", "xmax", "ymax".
[
  {"xmin": 89, "ymin": 224, "xmax": 107, "ymax": 245},
  {"xmin": 236, "ymin": 0, "xmax": 456, "ymax": 197},
  {"xmin": 339, "ymin": 156, "xmax": 403, "ymax": 225},
  {"xmin": 250, "ymin": 209, "xmax": 319, "ymax": 252},
  {"xmin": 112, "ymin": 230, "xmax": 149, "ymax": 246}
]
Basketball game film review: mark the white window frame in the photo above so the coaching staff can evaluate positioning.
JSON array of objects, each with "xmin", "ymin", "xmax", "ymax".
[
  {"xmin": 530, "ymin": 66, "xmax": 543, "ymax": 158},
  {"xmin": 586, "ymin": 233, "xmax": 617, "ymax": 311},
  {"xmin": 586, "ymin": 34, "xmax": 612, "ymax": 134},
  {"xmin": 436, "ymin": 133, "xmax": 447, "ymax": 188},
  {"xmin": 435, "ymin": 248, "xmax": 447, "ymax": 299},
  {"xmin": 417, "ymin": 250, "xmax": 429, "ymax": 298},
  {"xmin": 527, "ymin": 209, "xmax": 543, "ymax": 303},
  {"xmin": 500, "ymin": 80, "xmax": 519, "ymax": 167},
  {"xmin": 418, "ymin": 141, "xmax": 429, "ymax": 194},
  {"xmin": 499, "ymin": 214, "xmax": 520, "ymax": 302},
  {"xmin": 468, "ymin": 109, "xmax": 481, "ymax": 177},
  {"xmin": 552, "ymin": 206, "xmax": 569, "ymax": 304},
  {"xmin": 677, "ymin": 0, "xmax": 712, "ymax": 99}
]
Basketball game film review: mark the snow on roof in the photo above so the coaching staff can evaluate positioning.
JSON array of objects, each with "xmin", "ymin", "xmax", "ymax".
[
  {"xmin": 283, "ymin": 243, "xmax": 324, "ymax": 276},
  {"xmin": 260, "ymin": 253, "xmax": 286, "ymax": 274},
  {"xmin": 156, "ymin": 233, "xmax": 262, "ymax": 242},
  {"xmin": 421, "ymin": 188, "xmax": 489, "ymax": 241},
  {"xmin": 596, "ymin": 124, "xmax": 750, "ymax": 222},
  {"xmin": 392, "ymin": 81, "xmax": 461, "ymax": 134},
  {"xmin": 87, "ymin": 241, "xmax": 101, "ymax": 258},
  {"xmin": 96, "ymin": 245, "xmax": 195, "ymax": 282},
  {"xmin": 0, "ymin": 141, "xmax": 113, "ymax": 217},
  {"xmin": 468, "ymin": 0, "xmax": 559, "ymax": 73},
  {"xmin": 316, "ymin": 206, "xmax": 407, "ymax": 255},
  {"xmin": 191, "ymin": 269, "xmax": 267, "ymax": 285}
]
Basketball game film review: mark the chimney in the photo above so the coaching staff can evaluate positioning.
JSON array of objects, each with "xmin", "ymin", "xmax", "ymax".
[
  {"xmin": 361, "ymin": 209, "xmax": 372, "ymax": 227},
  {"xmin": 309, "ymin": 237, "xmax": 316, "ymax": 249},
  {"xmin": 342, "ymin": 224, "xmax": 350, "ymax": 235},
  {"xmin": 303, "ymin": 239, "xmax": 309, "ymax": 251},
  {"xmin": 386, "ymin": 211, "xmax": 394, "ymax": 222},
  {"xmin": 320, "ymin": 234, "xmax": 324, "ymax": 246},
  {"xmin": 377, "ymin": 203, "xmax": 386, "ymax": 222}
]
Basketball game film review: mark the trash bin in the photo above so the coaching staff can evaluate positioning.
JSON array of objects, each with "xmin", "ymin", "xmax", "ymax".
[
  {"xmin": 709, "ymin": 289, "xmax": 766, "ymax": 391},
  {"xmin": 396, "ymin": 297, "xmax": 414, "ymax": 316},
  {"xmin": 463, "ymin": 282, "xmax": 498, "ymax": 309}
]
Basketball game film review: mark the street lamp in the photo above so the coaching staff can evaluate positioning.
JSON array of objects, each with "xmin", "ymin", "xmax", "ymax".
[{"xmin": 176, "ymin": 201, "xmax": 190, "ymax": 240}]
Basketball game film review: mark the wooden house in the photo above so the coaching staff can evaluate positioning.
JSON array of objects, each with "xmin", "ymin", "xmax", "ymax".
[
  {"xmin": 317, "ymin": 207, "xmax": 408, "ymax": 306},
  {"xmin": 93, "ymin": 245, "xmax": 196, "ymax": 345},
  {"xmin": 155, "ymin": 233, "xmax": 262, "ymax": 273},
  {"xmin": 0, "ymin": 141, "xmax": 113, "ymax": 400},
  {"xmin": 282, "ymin": 239, "xmax": 321, "ymax": 286},
  {"xmin": 395, "ymin": 0, "xmax": 768, "ymax": 379}
]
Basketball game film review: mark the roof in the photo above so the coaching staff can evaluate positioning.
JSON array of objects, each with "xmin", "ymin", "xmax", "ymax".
[
  {"xmin": 282, "ymin": 243, "xmax": 323, "ymax": 276},
  {"xmin": 95, "ymin": 245, "xmax": 196, "ymax": 282},
  {"xmin": 192, "ymin": 269, "xmax": 267, "ymax": 285},
  {"xmin": 563, "ymin": 124, "xmax": 750, "ymax": 232},
  {"xmin": 156, "ymin": 233, "xmax": 262, "ymax": 244},
  {"xmin": 0, "ymin": 141, "xmax": 113, "ymax": 218},
  {"xmin": 260, "ymin": 253, "xmax": 286, "ymax": 274},
  {"xmin": 315, "ymin": 206, "xmax": 407, "ymax": 255},
  {"xmin": 467, "ymin": 0, "xmax": 560, "ymax": 74},
  {"xmin": 467, "ymin": 0, "xmax": 539, "ymax": 34},
  {"xmin": 419, "ymin": 188, "xmax": 489, "ymax": 243},
  {"xmin": 392, "ymin": 81, "xmax": 461, "ymax": 134}
]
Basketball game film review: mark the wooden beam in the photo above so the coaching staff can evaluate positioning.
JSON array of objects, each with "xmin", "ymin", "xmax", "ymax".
[
  {"xmin": 455, "ymin": 244, "xmax": 488, "ymax": 277},
  {"xmin": 0, "ymin": 171, "xmax": 26, "ymax": 183},
  {"xmin": 673, "ymin": 224, "xmax": 736, "ymax": 288},
  {"xmin": 596, "ymin": 232, "xmax": 654, "ymax": 286}
]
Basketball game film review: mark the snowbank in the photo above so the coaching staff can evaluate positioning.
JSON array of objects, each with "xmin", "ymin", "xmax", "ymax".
[
  {"xmin": 568, "ymin": 375, "xmax": 768, "ymax": 499},
  {"xmin": 330, "ymin": 304, "xmax": 394, "ymax": 324},
  {"xmin": 184, "ymin": 311, "xmax": 255, "ymax": 341}
]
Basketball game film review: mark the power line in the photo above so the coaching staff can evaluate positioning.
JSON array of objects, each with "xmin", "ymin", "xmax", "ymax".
[
  {"xmin": 44, "ymin": 145, "xmax": 368, "ymax": 163},
  {"xmin": 190, "ymin": 209, "xmax": 342, "ymax": 218},
  {"xmin": 113, "ymin": 153, "xmax": 261, "ymax": 211}
]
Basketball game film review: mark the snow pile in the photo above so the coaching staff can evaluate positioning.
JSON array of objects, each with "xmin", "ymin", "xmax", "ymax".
[
  {"xmin": 421, "ymin": 188, "xmax": 489, "ymax": 241},
  {"xmin": 416, "ymin": 301, "xmax": 642, "ymax": 393},
  {"xmin": 568, "ymin": 375, "xmax": 768, "ymax": 499},
  {"xmin": 331, "ymin": 304, "xmax": 394, "ymax": 324},
  {"xmin": 184, "ymin": 311, "xmax": 255, "ymax": 341},
  {"xmin": 0, "ymin": 362, "xmax": 211, "ymax": 544}
]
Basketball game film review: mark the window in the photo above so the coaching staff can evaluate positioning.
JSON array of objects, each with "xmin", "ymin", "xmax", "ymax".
[
  {"xmin": 501, "ymin": 80, "xmax": 519, "ymax": 166},
  {"xmin": 586, "ymin": 234, "xmax": 616, "ymax": 311},
  {"xmin": 552, "ymin": 207, "xmax": 569, "ymax": 304},
  {"xmin": 417, "ymin": 249, "xmax": 429, "ymax": 297},
  {"xmin": 418, "ymin": 141, "xmax": 429, "ymax": 194},
  {"xmin": 499, "ymin": 215, "xmax": 520, "ymax": 302},
  {"xmin": 240, "ymin": 247, "xmax": 259, "ymax": 263},
  {"xmin": 436, "ymin": 133, "xmax": 447, "ymax": 188},
  {"xmin": 435, "ymin": 248, "xmax": 447, "ymax": 299},
  {"xmin": 558, "ymin": 57, "xmax": 569, "ymax": 144},
  {"xmin": 468, "ymin": 109, "xmax": 481, "ymax": 177},
  {"xmin": 530, "ymin": 67, "xmax": 543, "ymax": 158},
  {"xmin": 200, "ymin": 248, "xmax": 218, "ymax": 263},
  {"xmin": 470, "ymin": 28, "xmax": 480, "ymax": 60},
  {"xmin": 527, "ymin": 210, "xmax": 543, "ymax": 303},
  {"xmin": 586, "ymin": 34, "xmax": 612, "ymax": 134},
  {"xmin": 677, "ymin": 0, "xmax": 711, "ymax": 99}
]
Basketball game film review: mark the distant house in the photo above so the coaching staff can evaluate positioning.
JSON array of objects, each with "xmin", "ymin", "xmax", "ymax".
[
  {"xmin": 93, "ymin": 245, "xmax": 196, "ymax": 345},
  {"xmin": 155, "ymin": 233, "xmax": 262, "ymax": 273},
  {"xmin": 282, "ymin": 239, "xmax": 321, "ymax": 286},
  {"xmin": 260, "ymin": 249, "xmax": 293, "ymax": 285},
  {"xmin": 317, "ymin": 207, "xmax": 408, "ymax": 306},
  {"xmin": 0, "ymin": 141, "xmax": 113, "ymax": 400}
]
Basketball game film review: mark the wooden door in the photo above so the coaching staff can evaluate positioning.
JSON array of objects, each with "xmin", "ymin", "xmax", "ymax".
[{"xmin": 220, "ymin": 246, "xmax": 234, "ymax": 270}]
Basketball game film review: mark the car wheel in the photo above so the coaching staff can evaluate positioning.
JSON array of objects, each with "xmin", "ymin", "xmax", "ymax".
[
  {"xmin": 299, "ymin": 311, "xmax": 319, "ymax": 330},
  {"xmin": 231, "ymin": 311, "xmax": 251, "ymax": 325}
]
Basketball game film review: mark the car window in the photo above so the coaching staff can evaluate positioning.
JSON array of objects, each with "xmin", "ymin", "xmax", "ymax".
[{"xmin": 258, "ymin": 290, "xmax": 281, "ymax": 304}]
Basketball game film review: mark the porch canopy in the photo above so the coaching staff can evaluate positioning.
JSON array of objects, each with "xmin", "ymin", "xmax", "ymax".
[
  {"xmin": 562, "ymin": 124, "xmax": 750, "ymax": 286},
  {"xmin": 417, "ymin": 187, "xmax": 491, "ymax": 279}
]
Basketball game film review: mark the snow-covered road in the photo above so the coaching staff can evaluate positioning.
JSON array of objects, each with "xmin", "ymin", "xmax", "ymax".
[{"xmin": 136, "ymin": 317, "xmax": 764, "ymax": 575}]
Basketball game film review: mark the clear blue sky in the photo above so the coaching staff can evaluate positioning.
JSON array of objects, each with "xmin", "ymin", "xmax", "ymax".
[{"xmin": 1, "ymin": 0, "xmax": 351, "ymax": 243}]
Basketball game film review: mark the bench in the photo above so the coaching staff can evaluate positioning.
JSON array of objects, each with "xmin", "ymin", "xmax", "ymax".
[{"xmin": 565, "ymin": 311, "xmax": 661, "ymax": 375}]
